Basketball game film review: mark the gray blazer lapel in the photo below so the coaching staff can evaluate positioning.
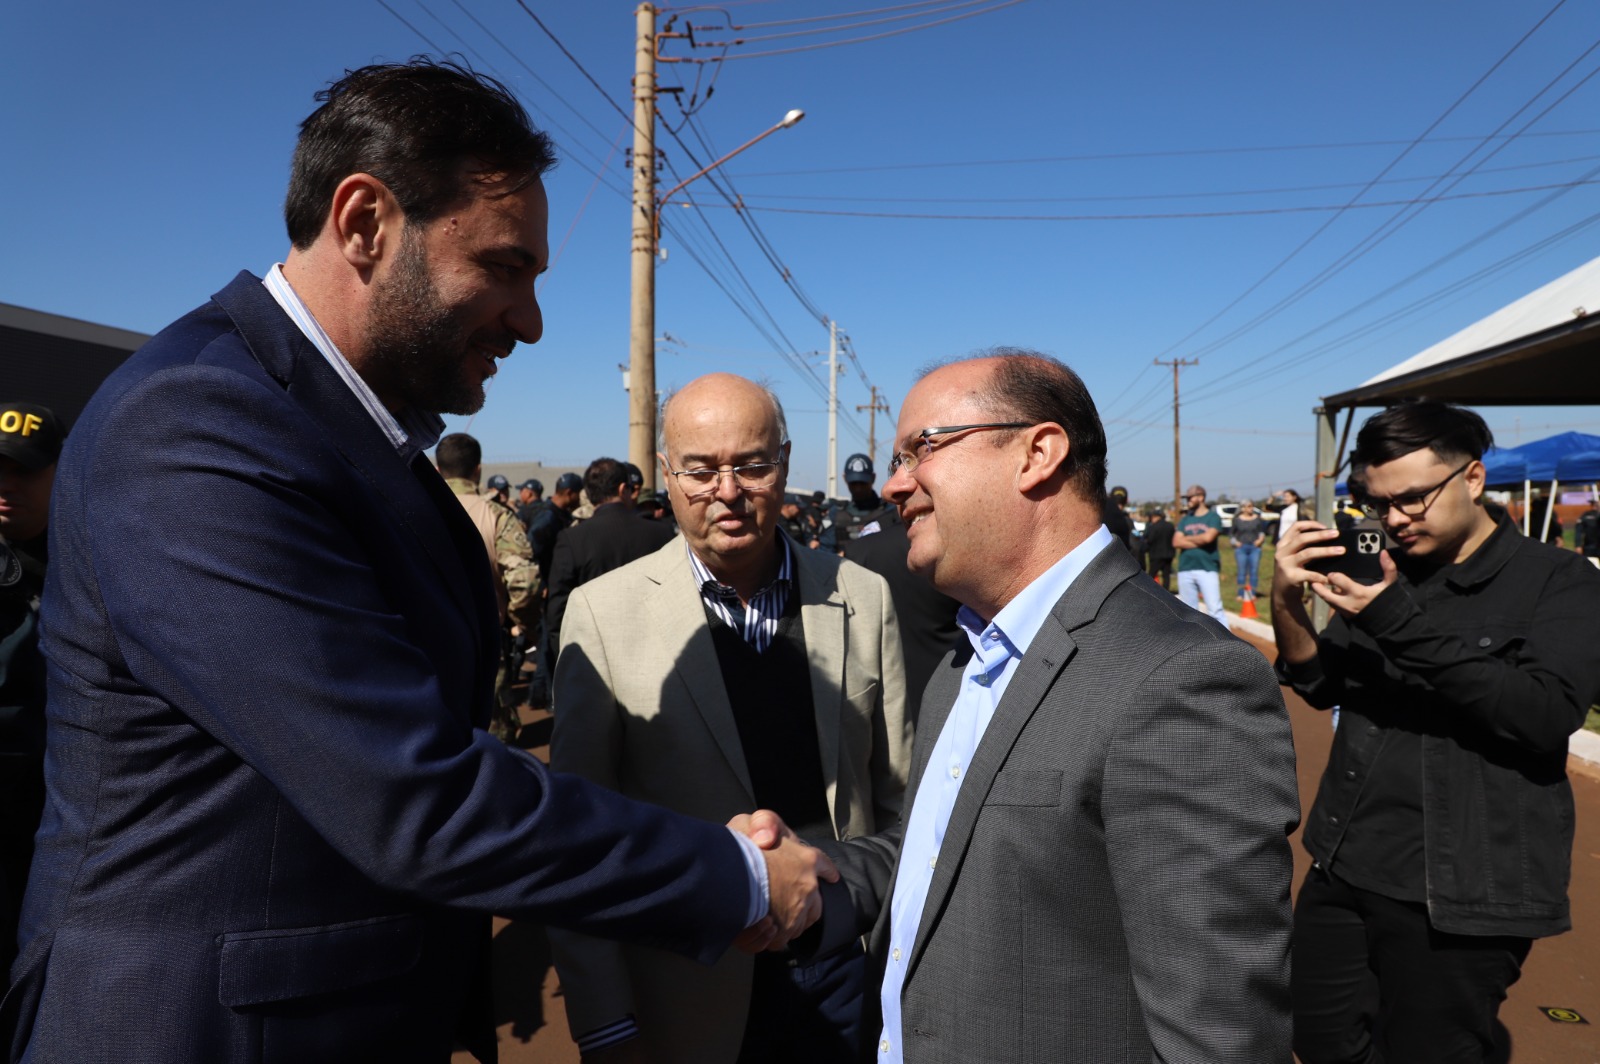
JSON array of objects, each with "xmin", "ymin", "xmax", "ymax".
[
  {"xmin": 644, "ymin": 546, "xmax": 756, "ymax": 804},
  {"xmin": 905, "ymin": 540, "xmax": 1140, "ymax": 979},
  {"xmin": 795, "ymin": 551, "xmax": 846, "ymax": 823}
]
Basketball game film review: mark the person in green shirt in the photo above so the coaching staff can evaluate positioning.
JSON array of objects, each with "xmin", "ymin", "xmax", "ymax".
[{"xmin": 1174, "ymin": 484, "xmax": 1225, "ymax": 621}]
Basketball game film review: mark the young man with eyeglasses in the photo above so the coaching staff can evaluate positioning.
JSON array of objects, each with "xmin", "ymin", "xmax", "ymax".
[
  {"xmin": 550, "ymin": 372, "xmax": 911, "ymax": 1064},
  {"xmin": 1272, "ymin": 401, "xmax": 1600, "ymax": 1064}
]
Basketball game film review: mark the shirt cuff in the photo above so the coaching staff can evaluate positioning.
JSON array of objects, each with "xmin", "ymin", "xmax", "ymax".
[
  {"xmin": 729, "ymin": 827, "xmax": 771, "ymax": 927},
  {"xmin": 576, "ymin": 1017, "xmax": 640, "ymax": 1054}
]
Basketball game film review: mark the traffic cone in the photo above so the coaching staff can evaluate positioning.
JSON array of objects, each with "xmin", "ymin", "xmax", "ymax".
[{"xmin": 1239, "ymin": 587, "xmax": 1259, "ymax": 620}]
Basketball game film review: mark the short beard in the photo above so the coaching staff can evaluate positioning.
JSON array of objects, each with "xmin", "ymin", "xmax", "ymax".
[{"xmin": 367, "ymin": 229, "xmax": 485, "ymax": 416}]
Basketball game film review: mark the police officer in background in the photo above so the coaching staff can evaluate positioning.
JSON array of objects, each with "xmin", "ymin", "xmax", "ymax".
[
  {"xmin": 486, "ymin": 473, "xmax": 512, "ymax": 507},
  {"xmin": 515, "ymin": 478, "xmax": 545, "ymax": 532},
  {"xmin": 819, "ymin": 452, "xmax": 893, "ymax": 552},
  {"xmin": 0, "ymin": 403, "xmax": 63, "ymax": 967}
]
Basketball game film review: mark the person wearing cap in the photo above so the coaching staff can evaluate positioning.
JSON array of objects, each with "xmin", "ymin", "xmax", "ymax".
[
  {"xmin": 1174, "ymin": 484, "xmax": 1226, "ymax": 622},
  {"xmin": 0, "ymin": 402, "xmax": 63, "ymax": 970},
  {"xmin": 544, "ymin": 456, "xmax": 674, "ymax": 661},
  {"xmin": 820, "ymin": 453, "xmax": 893, "ymax": 553},
  {"xmin": 436, "ymin": 433, "xmax": 540, "ymax": 742},
  {"xmin": 529, "ymin": 471, "xmax": 584, "ymax": 583},
  {"xmin": 485, "ymin": 472, "xmax": 512, "ymax": 506},
  {"xmin": 551, "ymin": 373, "xmax": 911, "ymax": 1064},
  {"xmin": 515, "ymin": 477, "xmax": 544, "ymax": 531}
]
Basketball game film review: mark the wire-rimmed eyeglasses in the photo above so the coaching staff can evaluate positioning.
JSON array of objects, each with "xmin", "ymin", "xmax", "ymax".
[
  {"xmin": 665, "ymin": 458, "xmax": 784, "ymax": 499},
  {"xmin": 1357, "ymin": 462, "xmax": 1473, "ymax": 519},
  {"xmin": 887, "ymin": 422, "xmax": 1031, "ymax": 476}
]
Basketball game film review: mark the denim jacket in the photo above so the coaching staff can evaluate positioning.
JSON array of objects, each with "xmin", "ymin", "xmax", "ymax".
[{"xmin": 1280, "ymin": 513, "xmax": 1600, "ymax": 938}]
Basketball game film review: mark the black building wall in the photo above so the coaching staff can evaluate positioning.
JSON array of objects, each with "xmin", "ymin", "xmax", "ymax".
[{"xmin": 0, "ymin": 304, "xmax": 149, "ymax": 428}]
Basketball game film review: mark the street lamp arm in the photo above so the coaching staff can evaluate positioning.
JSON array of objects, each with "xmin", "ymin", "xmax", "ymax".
[{"xmin": 654, "ymin": 109, "xmax": 804, "ymax": 234}]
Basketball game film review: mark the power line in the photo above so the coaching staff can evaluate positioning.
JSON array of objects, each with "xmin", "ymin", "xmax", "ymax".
[
  {"xmin": 671, "ymin": 0, "xmax": 1031, "ymax": 61},
  {"xmin": 689, "ymin": 0, "xmax": 969, "ymax": 31},
  {"xmin": 1134, "ymin": 0, "xmax": 1579, "ymax": 373},
  {"xmin": 682, "ymin": 177, "xmax": 1600, "ymax": 219},
  {"xmin": 691, "ymin": 0, "xmax": 1002, "ymax": 44},
  {"xmin": 729, "ymin": 130, "xmax": 1600, "ymax": 178},
  {"xmin": 723, "ymin": 154, "xmax": 1600, "ymax": 205}
]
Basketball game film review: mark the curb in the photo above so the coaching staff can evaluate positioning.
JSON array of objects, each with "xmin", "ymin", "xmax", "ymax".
[
  {"xmin": 1225, "ymin": 611, "xmax": 1275, "ymax": 643},
  {"xmin": 1224, "ymin": 613, "xmax": 1600, "ymax": 775}
]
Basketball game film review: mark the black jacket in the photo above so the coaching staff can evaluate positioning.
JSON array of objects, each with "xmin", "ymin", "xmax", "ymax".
[{"xmin": 1281, "ymin": 512, "xmax": 1600, "ymax": 937}]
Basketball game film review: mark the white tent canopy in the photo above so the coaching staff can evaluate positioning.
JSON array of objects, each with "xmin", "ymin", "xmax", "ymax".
[{"xmin": 1322, "ymin": 255, "xmax": 1600, "ymax": 409}]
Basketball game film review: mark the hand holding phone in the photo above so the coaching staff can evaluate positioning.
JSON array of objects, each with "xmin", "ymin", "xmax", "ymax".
[{"xmin": 1303, "ymin": 525, "xmax": 1390, "ymax": 585}]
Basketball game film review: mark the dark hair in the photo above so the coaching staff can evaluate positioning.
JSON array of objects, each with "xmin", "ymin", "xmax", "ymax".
[
  {"xmin": 285, "ymin": 57, "xmax": 557, "ymax": 249},
  {"xmin": 583, "ymin": 457, "xmax": 629, "ymax": 505},
  {"xmin": 944, "ymin": 348, "xmax": 1109, "ymax": 505},
  {"xmin": 435, "ymin": 432, "xmax": 481, "ymax": 478},
  {"xmin": 1350, "ymin": 401, "xmax": 1493, "ymax": 474}
]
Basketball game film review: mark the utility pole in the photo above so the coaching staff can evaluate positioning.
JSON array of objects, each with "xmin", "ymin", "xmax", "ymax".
[
  {"xmin": 855, "ymin": 385, "xmax": 890, "ymax": 466},
  {"xmin": 1154, "ymin": 357, "xmax": 1199, "ymax": 509},
  {"xmin": 827, "ymin": 319, "xmax": 839, "ymax": 499},
  {"xmin": 627, "ymin": 3, "xmax": 658, "ymax": 490}
]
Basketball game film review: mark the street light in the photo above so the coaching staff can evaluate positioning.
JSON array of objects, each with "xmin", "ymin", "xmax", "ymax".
[{"xmin": 628, "ymin": 107, "xmax": 805, "ymax": 489}]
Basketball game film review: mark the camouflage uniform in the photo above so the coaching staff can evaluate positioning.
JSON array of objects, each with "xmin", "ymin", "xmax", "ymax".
[{"xmin": 445, "ymin": 477, "xmax": 539, "ymax": 742}]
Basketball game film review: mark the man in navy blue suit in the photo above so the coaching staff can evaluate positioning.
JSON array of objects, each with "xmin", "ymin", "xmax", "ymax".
[{"xmin": 4, "ymin": 60, "xmax": 832, "ymax": 1063}]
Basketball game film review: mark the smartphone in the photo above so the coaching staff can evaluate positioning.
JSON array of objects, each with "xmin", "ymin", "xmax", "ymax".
[{"xmin": 1304, "ymin": 525, "xmax": 1390, "ymax": 584}]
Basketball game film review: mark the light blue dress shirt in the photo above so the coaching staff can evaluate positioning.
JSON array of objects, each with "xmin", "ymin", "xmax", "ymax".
[{"xmin": 876, "ymin": 526, "xmax": 1115, "ymax": 1062}]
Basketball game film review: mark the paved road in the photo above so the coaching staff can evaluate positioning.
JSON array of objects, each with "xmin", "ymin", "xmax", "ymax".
[{"xmin": 458, "ymin": 637, "xmax": 1600, "ymax": 1063}]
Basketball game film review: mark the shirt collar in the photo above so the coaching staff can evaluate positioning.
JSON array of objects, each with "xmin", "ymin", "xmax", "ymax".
[
  {"xmin": 958, "ymin": 524, "xmax": 1117, "ymax": 662},
  {"xmin": 687, "ymin": 531, "xmax": 794, "ymax": 599},
  {"xmin": 261, "ymin": 264, "xmax": 445, "ymax": 461}
]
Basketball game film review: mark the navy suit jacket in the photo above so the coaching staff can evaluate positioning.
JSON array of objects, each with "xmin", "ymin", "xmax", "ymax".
[{"xmin": 3, "ymin": 273, "xmax": 749, "ymax": 1063}]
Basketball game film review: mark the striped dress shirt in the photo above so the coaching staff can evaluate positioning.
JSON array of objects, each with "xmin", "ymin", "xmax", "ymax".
[{"xmin": 687, "ymin": 534, "xmax": 794, "ymax": 653}]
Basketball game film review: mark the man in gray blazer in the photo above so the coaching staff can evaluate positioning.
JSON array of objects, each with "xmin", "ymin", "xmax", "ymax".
[
  {"xmin": 551, "ymin": 372, "xmax": 912, "ymax": 1064},
  {"xmin": 802, "ymin": 349, "xmax": 1299, "ymax": 1063}
]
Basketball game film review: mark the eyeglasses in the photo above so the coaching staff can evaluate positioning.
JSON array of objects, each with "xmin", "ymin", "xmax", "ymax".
[
  {"xmin": 887, "ymin": 422, "xmax": 1031, "ymax": 476},
  {"xmin": 1357, "ymin": 462, "xmax": 1472, "ymax": 519},
  {"xmin": 665, "ymin": 458, "xmax": 784, "ymax": 499}
]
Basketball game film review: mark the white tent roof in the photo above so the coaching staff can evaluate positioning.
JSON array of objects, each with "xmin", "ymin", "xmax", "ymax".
[{"xmin": 1323, "ymin": 255, "xmax": 1600, "ymax": 408}]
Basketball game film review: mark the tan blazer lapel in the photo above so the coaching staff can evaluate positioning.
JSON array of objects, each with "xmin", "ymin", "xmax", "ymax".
[
  {"xmin": 794, "ymin": 551, "xmax": 846, "ymax": 827},
  {"xmin": 644, "ymin": 545, "xmax": 757, "ymax": 805}
]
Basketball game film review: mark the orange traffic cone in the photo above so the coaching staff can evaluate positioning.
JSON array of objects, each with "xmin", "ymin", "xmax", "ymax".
[{"xmin": 1239, "ymin": 588, "xmax": 1259, "ymax": 620}]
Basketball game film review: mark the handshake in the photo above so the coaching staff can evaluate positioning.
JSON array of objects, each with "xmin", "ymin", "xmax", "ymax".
[{"xmin": 727, "ymin": 810, "xmax": 839, "ymax": 954}]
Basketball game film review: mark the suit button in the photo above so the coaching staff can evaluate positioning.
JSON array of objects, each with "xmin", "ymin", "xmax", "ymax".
[
  {"xmin": 1366, "ymin": 725, "xmax": 1379, "ymax": 736},
  {"xmin": 1478, "ymin": 636, "xmax": 1493, "ymax": 648},
  {"xmin": 1345, "ymin": 770, "xmax": 1357, "ymax": 781},
  {"xmin": 1330, "ymin": 816, "xmax": 1341, "ymax": 825}
]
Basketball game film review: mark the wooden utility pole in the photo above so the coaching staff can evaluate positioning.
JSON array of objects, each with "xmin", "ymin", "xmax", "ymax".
[
  {"xmin": 855, "ymin": 385, "xmax": 891, "ymax": 466},
  {"xmin": 627, "ymin": 3, "xmax": 658, "ymax": 490},
  {"xmin": 1154, "ymin": 357, "xmax": 1199, "ymax": 509}
]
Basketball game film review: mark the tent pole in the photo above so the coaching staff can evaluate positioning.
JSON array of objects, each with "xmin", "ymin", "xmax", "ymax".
[
  {"xmin": 1523, "ymin": 480, "xmax": 1531, "ymax": 536},
  {"xmin": 1312, "ymin": 405, "xmax": 1339, "ymax": 630},
  {"xmin": 1542, "ymin": 479, "xmax": 1558, "ymax": 542}
]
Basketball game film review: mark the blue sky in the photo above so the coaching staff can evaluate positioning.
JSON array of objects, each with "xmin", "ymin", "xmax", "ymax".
[{"xmin": 6, "ymin": 1, "xmax": 1600, "ymax": 499}]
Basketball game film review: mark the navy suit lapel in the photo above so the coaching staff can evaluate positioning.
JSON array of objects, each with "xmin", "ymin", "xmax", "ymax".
[
  {"xmin": 209, "ymin": 272, "xmax": 491, "ymax": 646},
  {"xmin": 904, "ymin": 541, "xmax": 1141, "ymax": 981}
]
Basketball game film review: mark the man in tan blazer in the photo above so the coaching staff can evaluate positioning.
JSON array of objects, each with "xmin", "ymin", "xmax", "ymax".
[{"xmin": 551, "ymin": 373, "xmax": 912, "ymax": 1064}]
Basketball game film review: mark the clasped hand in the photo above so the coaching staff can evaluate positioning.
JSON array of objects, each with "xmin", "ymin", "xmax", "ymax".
[
  {"xmin": 1274, "ymin": 519, "xmax": 1398, "ymax": 618},
  {"xmin": 726, "ymin": 810, "xmax": 839, "ymax": 953}
]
